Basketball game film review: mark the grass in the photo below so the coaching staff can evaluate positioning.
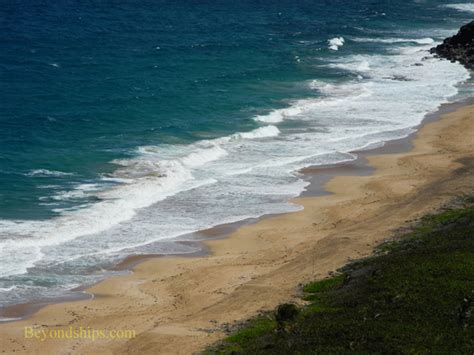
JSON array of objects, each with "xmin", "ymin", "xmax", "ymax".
[
  {"xmin": 225, "ymin": 316, "xmax": 276, "ymax": 345},
  {"xmin": 206, "ymin": 200, "xmax": 474, "ymax": 354}
]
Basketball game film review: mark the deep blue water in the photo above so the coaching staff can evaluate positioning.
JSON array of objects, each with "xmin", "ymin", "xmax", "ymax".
[{"xmin": 0, "ymin": 0, "xmax": 473, "ymax": 310}]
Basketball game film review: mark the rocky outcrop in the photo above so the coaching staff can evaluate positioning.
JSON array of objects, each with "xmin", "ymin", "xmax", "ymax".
[{"xmin": 430, "ymin": 21, "xmax": 474, "ymax": 69}]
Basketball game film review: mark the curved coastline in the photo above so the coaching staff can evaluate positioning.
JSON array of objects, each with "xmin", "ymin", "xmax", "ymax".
[
  {"xmin": 0, "ymin": 97, "xmax": 472, "ymax": 353},
  {"xmin": 1, "ymin": 96, "xmax": 473, "ymax": 322},
  {"xmin": 0, "ymin": 95, "xmax": 471, "ymax": 323}
]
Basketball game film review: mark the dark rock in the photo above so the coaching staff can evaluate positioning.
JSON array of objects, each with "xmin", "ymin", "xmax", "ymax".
[{"xmin": 430, "ymin": 21, "xmax": 474, "ymax": 69}]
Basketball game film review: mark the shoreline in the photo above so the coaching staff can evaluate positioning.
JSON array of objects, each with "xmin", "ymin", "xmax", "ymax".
[
  {"xmin": 1, "ymin": 96, "xmax": 473, "ymax": 323},
  {"xmin": 0, "ymin": 99, "xmax": 472, "ymax": 353}
]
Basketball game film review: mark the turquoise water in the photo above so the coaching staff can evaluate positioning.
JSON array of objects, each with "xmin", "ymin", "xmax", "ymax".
[{"xmin": 0, "ymin": 1, "xmax": 473, "ymax": 310}]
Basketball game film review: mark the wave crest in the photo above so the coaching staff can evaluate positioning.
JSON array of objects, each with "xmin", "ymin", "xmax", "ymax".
[
  {"xmin": 328, "ymin": 36, "xmax": 345, "ymax": 51},
  {"xmin": 444, "ymin": 3, "xmax": 474, "ymax": 13},
  {"xmin": 25, "ymin": 169, "xmax": 74, "ymax": 177},
  {"xmin": 351, "ymin": 37, "xmax": 434, "ymax": 45}
]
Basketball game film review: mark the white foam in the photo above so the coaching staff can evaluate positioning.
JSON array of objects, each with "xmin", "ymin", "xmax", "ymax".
[
  {"xmin": 252, "ymin": 80, "xmax": 374, "ymax": 128},
  {"xmin": 444, "ymin": 3, "xmax": 474, "ymax": 13},
  {"xmin": 75, "ymin": 183, "xmax": 101, "ymax": 191},
  {"xmin": 351, "ymin": 37, "xmax": 435, "ymax": 45},
  {"xmin": 0, "ymin": 240, "xmax": 44, "ymax": 277},
  {"xmin": 0, "ymin": 286, "xmax": 18, "ymax": 292},
  {"xmin": 25, "ymin": 169, "xmax": 73, "ymax": 177},
  {"xmin": 253, "ymin": 110, "xmax": 285, "ymax": 123},
  {"xmin": 253, "ymin": 106, "xmax": 303, "ymax": 123},
  {"xmin": 328, "ymin": 36, "xmax": 345, "ymax": 51},
  {"xmin": 309, "ymin": 80, "xmax": 373, "ymax": 98},
  {"xmin": 180, "ymin": 144, "xmax": 228, "ymax": 168},
  {"xmin": 47, "ymin": 184, "xmax": 102, "ymax": 203},
  {"xmin": 0, "ymin": 317, "xmax": 22, "ymax": 322},
  {"xmin": 232, "ymin": 125, "xmax": 280, "ymax": 140},
  {"xmin": 0, "ymin": 165, "xmax": 203, "ymax": 277},
  {"xmin": 328, "ymin": 57, "xmax": 371, "ymax": 72}
]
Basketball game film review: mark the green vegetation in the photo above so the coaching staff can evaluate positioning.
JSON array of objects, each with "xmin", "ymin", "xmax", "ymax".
[
  {"xmin": 207, "ymin": 200, "xmax": 474, "ymax": 354},
  {"xmin": 225, "ymin": 316, "xmax": 276, "ymax": 345}
]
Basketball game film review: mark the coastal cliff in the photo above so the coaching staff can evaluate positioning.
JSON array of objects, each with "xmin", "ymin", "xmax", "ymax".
[{"xmin": 431, "ymin": 21, "xmax": 474, "ymax": 69}]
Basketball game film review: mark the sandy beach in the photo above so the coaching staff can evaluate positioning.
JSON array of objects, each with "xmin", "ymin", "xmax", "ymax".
[{"xmin": 0, "ymin": 102, "xmax": 473, "ymax": 354}]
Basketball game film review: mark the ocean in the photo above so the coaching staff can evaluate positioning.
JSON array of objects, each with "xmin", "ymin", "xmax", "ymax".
[{"xmin": 0, "ymin": 0, "xmax": 473, "ymax": 313}]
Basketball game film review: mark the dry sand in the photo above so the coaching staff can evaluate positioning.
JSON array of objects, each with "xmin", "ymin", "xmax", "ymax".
[{"xmin": 0, "ymin": 104, "xmax": 473, "ymax": 354}]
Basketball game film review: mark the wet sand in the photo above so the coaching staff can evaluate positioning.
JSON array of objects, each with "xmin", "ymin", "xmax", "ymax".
[{"xmin": 0, "ymin": 102, "xmax": 473, "ymax": 354}]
